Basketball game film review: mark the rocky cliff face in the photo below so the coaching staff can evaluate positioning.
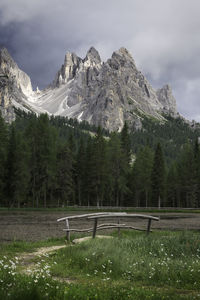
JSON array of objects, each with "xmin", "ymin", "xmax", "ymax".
[
  {"xmin": 0, "ymin": 48, "xmax": 35, "ymax": 121},
  {"xmin": 0, "ymin": 48, "xmax": 33, "ymax": 96},
  {"xmin": 156, "ymin": 84, "xmax": 177, "ymax": 116},
  {"xmin": 0, "ymin": 74, "xmax": 14, "ymax": 122},
  {"xmin": 0, "ymin": 46, "xmax": 178, "ymax": 130}
]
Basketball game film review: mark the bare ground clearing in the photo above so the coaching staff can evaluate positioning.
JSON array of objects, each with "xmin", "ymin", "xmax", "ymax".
[{"xmin": 0, "ymin": 210, "xmax": 200, "ymax": 243}]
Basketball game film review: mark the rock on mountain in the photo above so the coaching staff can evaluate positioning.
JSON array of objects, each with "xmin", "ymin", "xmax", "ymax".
[
  {"xmin": 156, "ymin": 84, "xmax": 177, "ymax": 116},
  {"xmin": 0, "ymin": 47, "xmax": 35, "ymax": 121},
  {"xmin": 0, "ymin": 46, "xmax": 177, "ymax": 131}
]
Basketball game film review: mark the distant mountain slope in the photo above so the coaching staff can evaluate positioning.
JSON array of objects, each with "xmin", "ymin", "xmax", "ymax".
[{"xmin": 1, "ymin": 46, "xmax": 178, "ymax": 131}]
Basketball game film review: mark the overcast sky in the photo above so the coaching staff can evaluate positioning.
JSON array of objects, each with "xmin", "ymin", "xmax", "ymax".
[{"xmin": 0, "ymin": 0, "xmax": 200, "ymax": 121}]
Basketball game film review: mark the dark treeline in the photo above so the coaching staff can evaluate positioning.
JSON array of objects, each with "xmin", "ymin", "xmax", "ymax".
[
  {"xmin": 130, "ymin": 115, "xmax": 200, "ymax": 164},
  {"xmin": 0, "ymin": 110, "xmax": 200, "ymax": 208}
]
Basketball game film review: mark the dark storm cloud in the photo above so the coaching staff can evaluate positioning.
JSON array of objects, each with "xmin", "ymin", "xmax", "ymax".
[{"xmin": 0, "ymin": 0, "xmax": 200, "ymax": 120}]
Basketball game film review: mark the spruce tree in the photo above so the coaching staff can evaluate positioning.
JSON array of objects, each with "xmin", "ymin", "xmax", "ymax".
[
  {"xmin": 83, "ymin": 127, "xmax": 108, "ymax": 207},
  {"xmin": 56, "ymin": 142, "xmax": 74, "ymax": 207},
  {"xmin": 166, "ymin": 163, "xmax": 178, "ymax": 207},
  {"xmin": 84, "ymin": 137, "xmax": 95, "ymax": 206},
  {"xmin": 131, "ymin": 146, "xmax": 153, "ymax": 207},
  {"xmin": 176, "ymin": 143, "xmax": 197, "ymax": 207},
  {"xmin": 107, "ymin": 132, "xmax": 131, "ymax": 207},
  {"xmin": 108, "ymin": 133, "xmax": 124, "ymax": 206},
  {"xmin": 5, "ymin": 126, "xmax": 29, "ymax": 207},
  {"xmin": 120, "ymin": 122, "xmax": 131, "ymax": 206},
  {"xmin": 25, "ymin": 116, "xmax": 39, "ymax": 207},
  {"xmin": 92, "ymin": 126, "xmax": 107, "ymax": 207},
  {"xmin": 75, "ymin": 138, "xmax": 86, "ymax": 206},
  {"xmin": 151, "ymin": 143, "xmax": 166, "ymax": 208},
  {"xmin": 34, "ymin": 114, "xmax": 57, "ymax": 207},
  {"xmin": 121, "ymin": 121, "xmax": 131, "ymax": 166},
  {"xmin": 5, "ymin": 125, "xmax": 18, "ymax": 207},
  {"xmin": 14, "ymin": 132, "xmax": 30, "ymax": 207},
  {"xmin": 193, "ymin": 138, "xmax": 200, "ymax": 206}
]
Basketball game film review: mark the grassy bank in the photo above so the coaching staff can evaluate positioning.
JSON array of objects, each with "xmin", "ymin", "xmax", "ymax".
[
  {"xmin": 0, "ymin": 231, "xmax": 200, "ymax": 299},
  {"xmin": 0, "ymin": 206, "xmax": 200, "ymax": 213}
]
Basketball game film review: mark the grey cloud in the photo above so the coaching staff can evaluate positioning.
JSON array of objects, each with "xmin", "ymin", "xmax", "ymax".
[{"xmin": 0, "ymin": 0, "xmax": 200, "ymax": 121}]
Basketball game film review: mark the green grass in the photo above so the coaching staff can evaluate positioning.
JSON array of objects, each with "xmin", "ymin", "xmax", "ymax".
[
  {"xmin": 48, "ymin": 231, "xmax": 200, "ymax": 290},
  {"xmin": 0, "ymin": 276, "xmax": 193, "ymax": 300},
  {"xmin": 0, "ymin": 237, "xmax": 66, "ymax": 258},
  {"xmin": 1, "ymin": 231, "xmax": 200, "ymax": 299},
  {"xmin": 0, "ymin": 206, "xmax": 200, "ymax": 213}
]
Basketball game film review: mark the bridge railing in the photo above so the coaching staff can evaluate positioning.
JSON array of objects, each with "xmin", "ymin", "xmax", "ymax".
[{"xmin": 57, "ymin": 212, "xmax": 159, "ymax": 242}]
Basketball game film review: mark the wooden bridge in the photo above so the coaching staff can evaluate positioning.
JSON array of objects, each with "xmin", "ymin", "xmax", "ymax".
[{"xmin": 57, "ymin": 212, "xmax": 159, "ymax": 242}]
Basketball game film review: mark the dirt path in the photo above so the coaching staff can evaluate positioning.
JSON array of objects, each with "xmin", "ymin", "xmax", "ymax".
[
  {"xmin": 18, "ymin": 244, "xmax": 76, "ymax": 283},
  {"xmin": 18, "ymin": 236, "xmax": 112, "ymax": 283},
  {"xmin": 19, "ymin": 245, "xmax": 66, "ymax": 270},
  {"xmin": 19, "ymin": 245, "xmax": 66, "ymax": 263}
]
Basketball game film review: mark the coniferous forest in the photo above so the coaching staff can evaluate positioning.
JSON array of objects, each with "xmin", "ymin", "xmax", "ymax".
[{"xmin": 1, "ymin": 109, "xmax": 200, "ymax": 208}]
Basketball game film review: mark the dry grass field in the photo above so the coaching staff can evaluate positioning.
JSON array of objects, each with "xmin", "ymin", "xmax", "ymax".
[{"xmin": 0, "ymin": 210, "xmax": 200, "ymax": 243}]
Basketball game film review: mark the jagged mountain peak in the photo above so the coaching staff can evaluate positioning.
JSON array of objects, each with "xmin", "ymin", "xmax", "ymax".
[
  {"xmin": 114, "ymin": 47, "xmax": 132, "ymax": 57},
  {"xmin": 52, "ymin": 51, "xmax": 81, "ymax": 87},
  {"xmin": 64, "ymin": 51, "xmax": 80, "ymax": 64},
  {"xmin": 0, "ymin": 47, "xmax": 12, "ymax": 58},
  {"xmin": 0, "ymin": 46, "xmax": 33, "ymax": 97},
  {"xmin": 112, "ymin": 47, "xmax": 135, "ymax": 61},
  {"xmin": 84, "ymin": 46, "xmax": 101, "ymax": 64},
  {"xmin": 156, "ymin": 84, "xmax": 177, "ymax": 115},
  {"xmin": 108, "ymin": 47, "xmax": 136, "ymax": 70},
  {"xmin": 0, "ymin": 46, "xmax": 179, "ymax": 131},
  {"xmin": 161, "ymin": 84, "xmax": 171, "ymax": 91},
  {"xmin": 0, "ymin": 47, "xmax": 17, "ymax": 72},
  {"xmin": 52, "ymin": 47, "xmax": 102, "ymax": 88}
]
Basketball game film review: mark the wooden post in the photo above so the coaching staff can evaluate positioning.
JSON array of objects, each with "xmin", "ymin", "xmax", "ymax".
[
  {"xmin": 118, "ymin": 218, "xmax": 120, "ymax": 236},
  {"xmin": 65, "ymin": 218, "xmax": 70, "ymax": 242},
  {"xmin": 93, "ymin": 218, "xmax": 98, "ymax": 239},
  {"xmin": 147, "ymin": 219, "xmax": 152, "ymax": 235}
]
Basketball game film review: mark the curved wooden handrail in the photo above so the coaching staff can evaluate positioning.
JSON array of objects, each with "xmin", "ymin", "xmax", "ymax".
[
  {"xmin": 57, "ymin": 212, "xmax": 159, "ymax": 241},
  {"xmin": 57, "ymin": 212, "xmax": 127, "ymax": 222},
  {"xmin": 87, "ymin": 214, "xmax": 159, "ymax": 221}
]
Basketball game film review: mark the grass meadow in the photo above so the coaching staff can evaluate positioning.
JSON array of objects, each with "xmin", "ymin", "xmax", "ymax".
[{"xmin": 0, "ymin": 230, "xmax": 200, "ymax": 299}]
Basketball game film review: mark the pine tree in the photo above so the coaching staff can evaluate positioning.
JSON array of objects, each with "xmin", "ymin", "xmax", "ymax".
[
  {"xmin": 5, "ymin": 125, "xmax": 18, "ymax": 207},
  {"xmin": 108, "ymin": 133, "xmax": 123, "ymax": 206},
  {"xmin": 25, "ymin": 116, "xmax": 38, "ymax": 207},
  {"xmin": 119, "ymin": 122, "xmax": 131, "ymax": 206},
  {"xmin": 166, "ymin": 163, "xmax": 178, "ymax": 207},
  {"xmin": 131, "ymin": 146, "xmax": 153, "ymax": 207},
  {"xmin": 30, "ymin": 114, "xmax": 57, "ymax": 207},
  {"xmin": 14, "ymin": 132, "xmax": 30, "ymax": 207},
  {"xmin": 92, "ymin": 127, "xmax": 108, "ymax": 207},
  {"xmin": 107, "ymin": 132, "xmax": 131, "ymax": 207},
  {"xmin": 176, "ymin": 143, "xmax": 197, "ymax": 207},
  {"xmin": 121, "ymin": 121, "xmax": 131, "ymax": 166},
  {"xmin": 83, "ymin": 127, "xmax": 108, "ymax": 208},
  {"xmin": 193, "ymin": 138, "xmax": 200, "ymax": 207},
  {"xmin": 84, "ymin": 137, "xmax": 95, "ymax": 206},
  {"xmin": 151, "ymin": 143, "xmax": 166, "ymax": 208},
  {"xmin": 5, "ymin": 126, "xmax": 29, "ymax": 207},
  {"xmin": 75, "ymin": 138, "xmax": 86, "ymax": 206},
  {"xmin": 56, "ymin": 142, "xmax": 74, "ymax": 207},
  {"xmin": 40, "ymin": 114, "xmax": 57, "ymax": 207},
  {"xmin": 67, "ymin": 132, "xmax": 77, "ymax": 205}
]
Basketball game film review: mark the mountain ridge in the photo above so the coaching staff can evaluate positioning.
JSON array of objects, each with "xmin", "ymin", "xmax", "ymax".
[{"xmin": 0, "ymin": 46, "xmax": 178, "ymax": 131}]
